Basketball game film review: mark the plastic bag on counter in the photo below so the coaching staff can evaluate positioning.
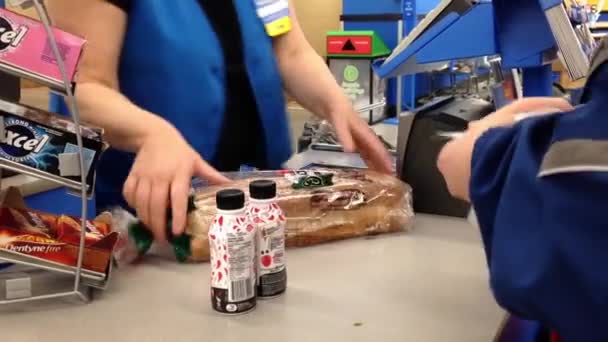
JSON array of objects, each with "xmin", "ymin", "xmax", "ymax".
[
  {"xmin": 310, "ymin": 119, "xmax": 341, "ymax": 145},
  {"xmin": 299, "ymin": 118, "xmax": 396, "ymax": 152},
  {"xmin": 111, "ymin": 199, "xmax": 202, "ymax": 267},
  {"xmin": 113, "ymin": 169, "xmax": 414, "ymax": 265}
]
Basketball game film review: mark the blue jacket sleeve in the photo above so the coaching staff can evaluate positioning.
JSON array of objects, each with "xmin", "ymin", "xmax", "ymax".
[{"xmin": 470, "ymin": 107, "xmax": 608, "ymax": 341}]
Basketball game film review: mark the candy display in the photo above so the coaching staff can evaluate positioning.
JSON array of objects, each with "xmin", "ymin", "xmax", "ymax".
[
  {"xmin": 248, "ymin": 180, "xmax": 287, "ymax": 298},
  {"xmin": 0, "ymin": 97, "xmax": 106, "ymax": 191},
  {"xmin": 0, "ymin": 7, "xmax": 86, "ymax": 88},
  {"xmin": 209, "ymin": 189, "xmax": 257, "ymax": 314},
  {"xmin": 0, "ymin": 187, "xmax": 118, "ymax": 277}
]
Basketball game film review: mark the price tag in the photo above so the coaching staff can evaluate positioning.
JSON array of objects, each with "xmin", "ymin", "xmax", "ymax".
[{"xmin": 254, "ymin": 0, "xmax": 292, "ymax": 37}]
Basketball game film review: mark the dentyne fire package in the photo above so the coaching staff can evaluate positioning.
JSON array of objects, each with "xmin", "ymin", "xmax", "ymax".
[
  {"xmin": 0, "ymin": 7, "xmax": 86, "ymax": 88},
  {"xmin": 0, "ymin": 187, "xmax": 118, "ymax": 279},
  {"xmin": 0, "ymin": 97, "xmax": 106, "ymax": 191}
]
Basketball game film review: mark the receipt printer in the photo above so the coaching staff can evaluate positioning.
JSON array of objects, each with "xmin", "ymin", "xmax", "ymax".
[{"xmin": 396, "ymin": 96, "xmax": 494, "ymax": 218}]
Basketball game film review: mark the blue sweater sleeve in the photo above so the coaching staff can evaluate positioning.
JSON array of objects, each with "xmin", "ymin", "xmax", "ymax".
[{"xmin": 470, "ymin": 110, "xmax": 608, "ymax": 341}]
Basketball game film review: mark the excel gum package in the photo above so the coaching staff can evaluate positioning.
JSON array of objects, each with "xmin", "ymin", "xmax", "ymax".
[{"xmin": 0, "ymin": 98, "xmax": 106, "ymax": 192}]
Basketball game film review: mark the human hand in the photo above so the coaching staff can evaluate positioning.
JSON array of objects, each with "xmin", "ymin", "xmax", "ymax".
[
  {"xmin": 328, "ymin": 109, "xmax": 393, "ymax": 174},
  {"xmin": 123, "ymin": 122, "xmax": 229, "ymax": 241},
  {"xmin": 437, "ymin": 97, "xmax": 574, "ymax": 201},
  {"xmin": 467, "ymin": 97, "xmax": 573, "ymax": 137}
]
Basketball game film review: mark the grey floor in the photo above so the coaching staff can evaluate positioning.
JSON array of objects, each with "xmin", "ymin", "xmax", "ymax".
[{"xmin": 21, "ymin": 88, "xmax": 313, "ymax": 151}]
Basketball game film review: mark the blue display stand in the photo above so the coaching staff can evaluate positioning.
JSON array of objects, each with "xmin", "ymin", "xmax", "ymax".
[
  {"xmin": 373, "ymin": 0, "xmax": 563, "ymax": 97},
  {"xmin": 342, "ymin": 0, "xmax": 473, "ymax": 111},
  {"xmin": 25, "ymin": 188, "xmax": 96, "ymax": 219}
]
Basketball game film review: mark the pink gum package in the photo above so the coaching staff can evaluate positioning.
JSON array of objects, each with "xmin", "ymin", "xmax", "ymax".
[{"xmin": 0, "ymin": 8, "xmax": 86, "ymax": 88}]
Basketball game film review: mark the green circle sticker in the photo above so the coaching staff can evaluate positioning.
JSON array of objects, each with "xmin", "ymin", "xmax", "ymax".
[{"xmin": 344, "ymin": 65, "xmax": 359, "ymax": 82}]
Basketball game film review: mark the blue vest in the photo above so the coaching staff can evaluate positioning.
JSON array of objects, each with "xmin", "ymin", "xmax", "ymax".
[{"xmin": 51, "ymin": 0, "xmax": 292, "ymax": 210}]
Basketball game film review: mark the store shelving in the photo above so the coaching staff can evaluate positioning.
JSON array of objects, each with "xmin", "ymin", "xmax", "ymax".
[
  {"xmin": 0, "ymin": 60, "xmax": 71, "ymax": 95},
  {"xmin": 0, "ymin": 0, "xmax": 106, "ymax": 305}
]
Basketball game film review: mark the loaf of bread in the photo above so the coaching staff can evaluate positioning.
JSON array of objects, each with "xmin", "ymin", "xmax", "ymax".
[{"xmin": 183, "ymin": 169, "xmax": 414, "ymax": 262}]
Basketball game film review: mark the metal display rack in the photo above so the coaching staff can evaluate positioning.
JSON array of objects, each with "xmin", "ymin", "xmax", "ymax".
[{"xmin": 0, "ymin": 0, "xmax": 102, "ymax": 304}]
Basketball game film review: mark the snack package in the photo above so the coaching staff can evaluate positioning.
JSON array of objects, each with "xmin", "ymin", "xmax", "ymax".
[
  {"xmin": 0, "ymin": 98, "xmax": 106, "ymax": 192},
  {"xmin": 113, "ymin": 169, "xmax": 414, "ymax": 264},
  {"xmin": 55, "ymin": 214, "xmax": 111, "ymax": 246},
  {"xmin": 0, "ymin": 188, "xmax": 118, "ymax": 276},
  {"xmin": 0, "ymin": 7, "xmax": 86, "ymax": 88}
]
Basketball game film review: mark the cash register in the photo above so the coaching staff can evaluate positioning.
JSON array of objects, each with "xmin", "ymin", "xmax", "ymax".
[
  {"xmin": 396, "ymin": 95, "xmax": 493, "ymax": 218},
  {"xmin": 288, "ymin": 94, "xmax": 492, "ymax": 218}
]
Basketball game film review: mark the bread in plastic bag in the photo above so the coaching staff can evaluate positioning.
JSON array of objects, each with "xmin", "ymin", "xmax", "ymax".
[
  {"xmin": 186, "ymin": 169, "xmax": 414, "ymax": 261},
  {"xmin": 112, "ymin": 168, "xmax": 414, "ymax": 264}
]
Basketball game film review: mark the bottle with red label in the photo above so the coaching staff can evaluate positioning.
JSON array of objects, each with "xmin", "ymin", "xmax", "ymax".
[
  {"xmin": 209, "ymin": 189, "xmax": 257, "ymax": 314},
  {"xmin": 248, "ymin": 180, "xmax": 287, "ymax": 298}
]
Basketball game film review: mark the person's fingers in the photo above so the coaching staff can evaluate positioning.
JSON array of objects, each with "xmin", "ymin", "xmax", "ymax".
[
  {"xmin": 331, "ymin": 114, "xmax": 356, "ymax": 153},
  {"xmin": 539, "ymin": 97, "xmax": 574, "ymax": 112},
  {"xmin": 507, "ymin": 97, "xmax": 573, "ymax": 114},
  {"xmin": 351, "ymin": 120, "xmax": 393, "ymax": 174},
  {"xmin": 149, "ymin": 180, "xmax": 169, "ymax": 240},
  {"xmin": 123, "ymin": 173, "xmax": 138, "ymax": 208},
  {"xmin": 193, "ymin": 156, "xmax": 230, "ymax": 185},
  {"xmin": 170, "ymin": 168, "xmax": 191, "ymax": 236},
  {"xmin": 135, "ymin": 178, "xmax": 153, "ymax": 235},
  {"xmin": 436, "ymin": 137, "xmax": 473, "ymax": 201}
]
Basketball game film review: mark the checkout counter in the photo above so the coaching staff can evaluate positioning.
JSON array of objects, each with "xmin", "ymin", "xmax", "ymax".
[
  {"xmin": 0, "ymin": 211, "xmax": 504, "ymax": 342},
  {"xmin": 0, "ymin": 124, "xmax": 506, "ymax": 342}
]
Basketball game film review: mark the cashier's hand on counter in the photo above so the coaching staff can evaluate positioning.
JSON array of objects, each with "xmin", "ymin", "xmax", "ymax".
[
  {"xmin": 122, "ymin": 121, "xmax": 230, "ymax": 242},
  {"xmin": 329, "ymin": 107, "xmax": 394, "ymax": 174},
  {"xmin": 437, "ymin": 97, "xmax": 574, "ymax": 201}
]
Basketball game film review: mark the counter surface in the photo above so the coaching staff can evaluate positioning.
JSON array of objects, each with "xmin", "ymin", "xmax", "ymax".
[{"xmin": 0, "ymin": 215, "xmax": 504, "ymax": 342}]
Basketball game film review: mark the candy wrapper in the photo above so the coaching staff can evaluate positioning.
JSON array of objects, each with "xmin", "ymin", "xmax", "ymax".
[
  {"xmin": 113, "ymin": 169, "xmax": 414, "ymax": 264},
  {"xmin": 0, "ymin": 7, "xmax": 86, "ymax": 88},
  {"xmin": 0, "ymin": 188, "xmax": 118, "ymax": 277},
  {"xmin": 0, "ymin": 98, "xmax": 107, "ymax": 193}
]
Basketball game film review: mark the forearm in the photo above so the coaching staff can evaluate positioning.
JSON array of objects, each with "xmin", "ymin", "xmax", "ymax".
[
  {"xmin": 469, "ymin": 114, "xmax": 608, "ymax": 339},
  {"xmin": 277, "ymin": 47, "xmax": 353, "ymax": 119},
  {"xmin": 75, "ymin": 82, "xmax": 175, "ymax": 152}
]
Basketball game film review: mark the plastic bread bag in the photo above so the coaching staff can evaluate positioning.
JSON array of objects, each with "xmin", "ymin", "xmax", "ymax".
[
  {"xmin": 311, "ymin": 120, "xmax": 341, "ymax": 145},
  {"xmin": 111, "ymin": 198, "xmax": 203, "ymax": 267},
  {"xmin": 112, "ymin": 168, "xmax": 414, "ymax": 265}
]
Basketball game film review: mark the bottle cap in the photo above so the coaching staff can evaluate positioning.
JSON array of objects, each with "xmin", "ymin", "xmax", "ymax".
[
  {"xmin": 216, "ymin": 189, "xmax": 245, "ymax": 210},
  {"xmin": 249, "ymin": 180, "xmax": 277, "ymax": 200}
]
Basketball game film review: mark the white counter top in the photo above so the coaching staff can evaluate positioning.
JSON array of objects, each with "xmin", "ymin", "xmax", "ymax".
[{"xmin": 0, "ymin": 215, "xmax": 504, "ymax": 342}]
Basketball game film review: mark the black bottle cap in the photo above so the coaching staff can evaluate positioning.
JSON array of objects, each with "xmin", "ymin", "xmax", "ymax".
[
  {"xmin": 216, "ymin": 189, "xmax": 245, "ymax": 210},
  {"xmin": 249, "ymin": 180, "xmax": 277, "ymax": 200}
]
